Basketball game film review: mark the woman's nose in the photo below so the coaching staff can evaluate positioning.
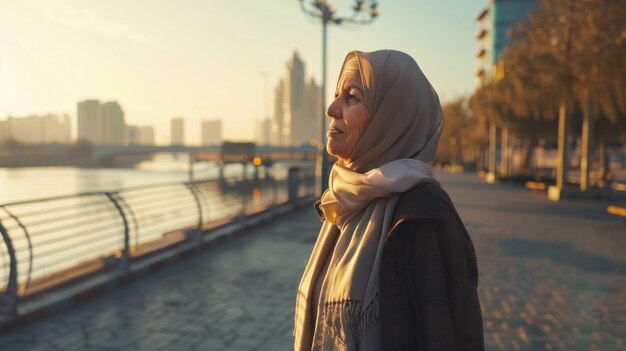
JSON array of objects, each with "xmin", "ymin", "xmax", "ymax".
[{"xmin": 326, "ymin": 97, "xmax": 341, "ymax": 120}]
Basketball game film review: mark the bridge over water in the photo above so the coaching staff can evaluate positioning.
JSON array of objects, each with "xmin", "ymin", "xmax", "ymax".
[
  {"xmin": 91, "ymin": 143, "xmax": 318, "ymax": 169},
  {"xmin": 0, "ymin": 142, "xmax": 318, "ymax": 169}
]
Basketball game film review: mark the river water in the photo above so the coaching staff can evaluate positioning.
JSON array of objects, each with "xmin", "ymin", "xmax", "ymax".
[
  {"xmin": 0, "ymin": 154, "xmax": 315, "ymax": 295},
  {"xmin": 0, "ymin": 154, "xmax": 298, "ymax": 204}
]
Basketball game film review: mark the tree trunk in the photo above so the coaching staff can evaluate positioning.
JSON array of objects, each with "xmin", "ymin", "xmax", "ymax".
[
  {"xmin": 521, "ymin": 136, "xmax": 537, "ymax": 175},
  {"xmin": 556, "ymin": 103, "xmax": 569, "ymax": 189},
  {"xmin": 489, "ymin": 120, "xmax": 497, "ymax": 175},
  {"xmin": 450, "ymin": 137, "xmax": 457, "ymax": 165},
  {"xmin": 501, "ymin": 127, "xmax": 509, "ymax": 177},
  {"xmin": 476, "ymin": 146, "xmax": 485, "ymax": 171},
  {"xmin": 598, "ymin": 136, "xmax": 609, "ymax": 181},
  {"xmin": 455, "ymin": 137, "xmax": 463, "ymax": 167},
  {"xmin": 580, "ymin": 91, "xmax": 593, "ymax": 191}
]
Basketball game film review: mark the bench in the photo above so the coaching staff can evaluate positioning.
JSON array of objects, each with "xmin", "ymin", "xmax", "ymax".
[
  {"xmin": 525, "ymin": 181, "xmax": 547, "ymax": 192},
  {"xmin": 613, "ymin": 183, "xmax": 626, "ymax": 192},
  {"xmin": 607, "ymin": 205, "xmax": 626, "ymax": 225}
]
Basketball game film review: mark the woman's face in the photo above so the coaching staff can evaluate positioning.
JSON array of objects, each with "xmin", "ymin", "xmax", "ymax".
[{"xmin": 326, "ymin": 59, "xmax": 372, "ymax": 161}]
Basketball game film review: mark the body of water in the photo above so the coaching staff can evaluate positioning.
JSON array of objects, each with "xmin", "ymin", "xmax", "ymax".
[
  {"xmin": 0, "ymin": 154, "xmax": 297, "ymax": 204},
  {"xmin": 0, "ymin": 155, "xmax": 315, "ymax": 296}
]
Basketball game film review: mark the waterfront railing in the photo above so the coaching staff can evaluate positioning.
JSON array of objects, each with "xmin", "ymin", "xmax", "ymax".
[{"xmin": 0, "ymin": 167, "xmax": 315, "ymax": 315}]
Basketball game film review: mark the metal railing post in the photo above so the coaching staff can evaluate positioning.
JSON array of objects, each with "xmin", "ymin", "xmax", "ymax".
[
  {"xmin": 184, "ymin": 182, "xmax": 203, "ymax": 246},
  {"xmin": 0, "ymin": 221, "xmax": 18, "ymax": 315},
  {"xmin": 307, "ymin": 168, "xmax": 315, "ymax": 195},
  {"xmin": 115, "ymin": 195, "xmax": 140, "ymax": 257},
  {"xmin": 1, "ymin": 206, "xmax": 33, "ymax": 297},
  {"xmin": 104, "ymin": 192, "xmax": 130, "ymax": 270},
  {"xmin": 242, "ymin": 188, "xmax": 249, "ymax": 216},
  {"xmin": 288, "ymin": 167, "xmax": 301, "ymax": 202}
]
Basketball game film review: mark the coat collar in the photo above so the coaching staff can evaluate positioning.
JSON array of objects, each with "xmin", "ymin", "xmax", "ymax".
[{"xmin": 313, "ymin": 200, "xmax": 325, "ymax": 221}]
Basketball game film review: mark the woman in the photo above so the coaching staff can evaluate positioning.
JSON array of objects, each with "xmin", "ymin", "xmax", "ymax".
[{"xmin": 294, "ymin": 50, "xmax": 483, "ymax": 351}]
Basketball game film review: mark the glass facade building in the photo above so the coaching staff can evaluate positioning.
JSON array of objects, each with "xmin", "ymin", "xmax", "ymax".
[{"xmin": 476, "ymin": 0, "xmax": 538, "ymax": 83}]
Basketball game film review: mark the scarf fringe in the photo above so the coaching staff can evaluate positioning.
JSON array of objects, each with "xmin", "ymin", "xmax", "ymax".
[
  {"xmin": 358, "ymin": 292, "xmax": 380, "ymax": 337},
  {"xmin": 322, "ymin": 293, "xmax": 381, "ymax": 347},
  {"xmin": 324, "ymin": 299, "xmax": 356, "ymax": 346}
]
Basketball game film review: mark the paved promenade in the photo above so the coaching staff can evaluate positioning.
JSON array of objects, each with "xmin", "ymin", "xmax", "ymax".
[{"xmin": 1, "ymin": 171, "xmax": 625, "ymax": 350}]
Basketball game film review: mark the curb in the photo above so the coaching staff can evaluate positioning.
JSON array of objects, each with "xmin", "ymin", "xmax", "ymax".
[{"xmin": 0, "ymin": 196, "xmax": 316, "ymax": 334}]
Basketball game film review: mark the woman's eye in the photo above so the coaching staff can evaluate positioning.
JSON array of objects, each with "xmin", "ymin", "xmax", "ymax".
[{"xmin": 348, "ymin": 94, "xmax": 359, "ymax": 101}]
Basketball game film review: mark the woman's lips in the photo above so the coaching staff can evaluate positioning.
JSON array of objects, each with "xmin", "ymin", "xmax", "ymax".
[{"xmin": 328, "ymin": 126, "xmax": 344, "ymax": 135}]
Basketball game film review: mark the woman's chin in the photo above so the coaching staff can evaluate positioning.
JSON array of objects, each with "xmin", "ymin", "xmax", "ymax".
[{"xmin": 326, "ymin": 143, "xmax": 348, "ymax": 161}]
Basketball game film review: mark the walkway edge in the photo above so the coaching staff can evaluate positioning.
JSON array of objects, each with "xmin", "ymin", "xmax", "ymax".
[{"xmin": 0, "ymin": 196, "xmax": 316, "ymax": 334}]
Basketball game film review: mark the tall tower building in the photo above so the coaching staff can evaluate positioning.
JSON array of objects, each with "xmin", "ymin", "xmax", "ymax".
[
  {"xmin": 171, "ymin": 117, "xmax": 185, "ymax": 145},
  {"xmin": 273, "ymin": 80, "xmax": 285, "ymax": 145},
  {"xmin": 284, "ymin": 52, "xmax": 306, "ymax": 145},
  {"xmin": 304, "ymin": 77, "xmax": 322, "ymax": 146},
  {"xmin": 273, "ymin": 52, "xmax": 323, "ymax": 146},
  {"xmin": 201, "ymin": 119, "xmax": 222, "ymax": 146},
  {"xmin": 476, "ymin": 0, "xmax": 538, "ymax": 84},
  {"xmin": 77, "ymin": 100, "xmax": 101, "ymax": 143},
  {"xmin": 100, "ymin": 101, "xmax": 125, "ymax": 144}
]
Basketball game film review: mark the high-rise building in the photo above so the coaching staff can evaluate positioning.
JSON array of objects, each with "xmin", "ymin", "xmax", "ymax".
[
  {"xmin": 126, "ymin": 125, "xmax": 155, "ymax": 145},
  {"xmin": 304, "ymin": 77, "xmax": 322, "ymax": 146},
  {"xmin": 171, "ymin": 117, "xmax": 185, "ymax": 145},
  {"xmin": 476, "ymin": 0, "xmax": 538, "ymax": 84},
  {"xmin": 255, "ymin": 118, "xmax": 272, "ymax": 146},
  {"xmin": 138, "ymin": 126, "xmax": 155, "ymax": 145},
  {"xmin": 273, "ymin": 52, "xmax": 322, "ymax": 146},
  {"xmin": 77, "ymin": 99, "xmax": 126, "ymax": 144},
  {"xmin": 274, "ymin": 80, "xmax": 285, "ymax": 145},
  {"xmin": 201, "ymin": 120, "xmax": 222, "ymax": 146},
  {"xmin": 77, "ymin": 99, "xmax": 101, "ymax": 143},
  {"xmin": 100, "ymin": 101, "xmax": 125, "ymax": 145},
  {"xmin": 43, "ymin": 114, "xmax": 72, "ymax": 143},
  {"xmin": 0, "ymin": 120, "xmax": 7, "ymax": 142},
  {"xmin": 0, "ymin": 114, "xmax": 71, "ymax": 144},
  {"xmin": 2, "ymin": 116, "xmax": 42, "ymax": 143},
  {"xmin": 284, "ymin": 52, "xmax": 305, "ymax": 146}
]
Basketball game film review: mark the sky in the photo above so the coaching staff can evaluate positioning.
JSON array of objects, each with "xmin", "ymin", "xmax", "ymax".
[{"xmin": 0, "ymin": 0, "xmax": 485, "ymax": 144}]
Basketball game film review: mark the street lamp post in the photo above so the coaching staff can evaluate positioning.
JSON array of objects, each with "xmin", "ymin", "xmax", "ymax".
[
  {"xmin": 298, "ymin": 0, "xmax": 379, "ymax": 195},
  {"xmin": 549, "ymin": 0, "xmax": 575, "ymax": 201}
]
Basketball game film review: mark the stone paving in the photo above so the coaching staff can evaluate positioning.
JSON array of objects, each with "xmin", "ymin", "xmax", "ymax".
[
  {"xmin": 450, "ymin": 173, "xmax": 626, "ymax": 351},
  {"xmin": 0, "ymin": 171, "xmax": 625, "ymax": 350}
]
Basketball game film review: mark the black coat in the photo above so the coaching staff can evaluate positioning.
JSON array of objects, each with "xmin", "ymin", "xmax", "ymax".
[
  {"xmin": 381, "ymin": 182, "xmax": 484, "ymax": 350},
  {"xmin": 314, "ymin": 182, "xmax": 484, "ymax": 350}
]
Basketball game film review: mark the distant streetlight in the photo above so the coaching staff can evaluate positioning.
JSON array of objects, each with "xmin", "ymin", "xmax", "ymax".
[{"xmin": 298, "ymin": 0, "xmax": 379, "ymax": 194}]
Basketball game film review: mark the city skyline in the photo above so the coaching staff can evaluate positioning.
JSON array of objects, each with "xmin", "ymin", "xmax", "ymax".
[
  {"xmin": 0, "ymin": 113, "xmax": 71, "ymax": 144},
  {"xmin": 3, "ymin": 105, "xmax": 228, "ymax": 147},
  {"xmin": 1, "ymin": 0, "xmax": 485, "ymax": 143}
]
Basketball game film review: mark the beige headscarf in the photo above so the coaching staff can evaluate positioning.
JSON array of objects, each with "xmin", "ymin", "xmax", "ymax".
[{"xmin": 294, "ymin": 50, "xmax": 444, "ymax": 351}]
